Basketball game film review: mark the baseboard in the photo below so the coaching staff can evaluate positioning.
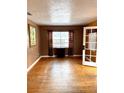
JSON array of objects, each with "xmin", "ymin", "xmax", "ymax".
[
  {"xmin": 41, "ymin": 55, "xmax": 55, "ymax": 57},
  {"xmin": 41, "ymin": 55, "xmax": 82, "ymax": 58},
  {"xmin": 42, "ymin": 55, "xmax": 82, "ymax": 57},
  {"xmin": 73, "ymin": 55, "xmax": 82, "ymax": 57},
  {"xmin": 27, "ymin": 56, "xmax": 42, "ymax": 73}
]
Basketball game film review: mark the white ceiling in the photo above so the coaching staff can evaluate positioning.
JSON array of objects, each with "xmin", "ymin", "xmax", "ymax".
[{"xmin": 27, "ymin": 0, "xmax": 97, "ymax": 26}]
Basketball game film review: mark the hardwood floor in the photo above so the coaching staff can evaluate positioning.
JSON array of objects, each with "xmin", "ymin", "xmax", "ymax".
[{"xmin": 28, "ymin": 57, "xmax": 97, "ymax": 93}]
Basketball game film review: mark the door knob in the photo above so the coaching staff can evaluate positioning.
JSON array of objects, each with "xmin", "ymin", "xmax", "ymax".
[{"xmin": 83, "ymin": 45, "xmax": 85, "ymax": 50}]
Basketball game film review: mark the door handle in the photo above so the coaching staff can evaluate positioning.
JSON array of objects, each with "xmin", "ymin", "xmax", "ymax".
[{"xmin": 83, "ymin": 45, "xmax": 85, "ymax": 50}]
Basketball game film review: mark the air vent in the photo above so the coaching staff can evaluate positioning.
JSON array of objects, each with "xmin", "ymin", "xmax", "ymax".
[{"xmin": 27, "ymin": 12, "xmax": 32, "ymax": 16}]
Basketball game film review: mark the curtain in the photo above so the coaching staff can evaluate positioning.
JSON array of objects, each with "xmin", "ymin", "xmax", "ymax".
[
  {"xmin": 68, "ymin": 30, "xmax": 74, "ymax": 55},
  {"xmin": 48, "ymin": 30, "xmax": 53, "ymax": 56}
]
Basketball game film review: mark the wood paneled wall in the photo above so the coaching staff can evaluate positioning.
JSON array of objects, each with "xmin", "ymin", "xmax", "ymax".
[{"xmin": 39, "ymin": 26, "xmax": 83, "ymax": 56}]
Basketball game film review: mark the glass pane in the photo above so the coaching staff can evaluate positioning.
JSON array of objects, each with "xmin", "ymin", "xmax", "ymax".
[
  {"xmin": 60, "ymin": 43, "xmax": 68, "ymax": 48},
  {"xmin": 64, "ymin": 39, "xmax": 69, "ymax": 42},
  {"xmin": 53, "ymin": 39, "xmax": 60, "ymax": 44},
  {"xmin": 91, "ymin": 50, "xmax": 96, "ymax": 56},
  {"xmin": 53, "ymin": 32, "xmax": 60, "ymax": 39},
  {"xmin": 85, "ymin": 42, "xmax": 96, "ymax": 50},
  {"xmin": 85, "ymin": 50, "xmax": 90, "ymax": 55},
  {"xmin": 85, "ymin": 55, "xmax": 90, "ymax": 61},
  {"xmin": 61, "ymin": 32, "xmax": 69, "ymax": 39},
  {"xmin": 60, "ymin": 39, "xmax": 65, "ymax": 43},
  {"xmin": 92, "ymin": 29, "xmax": 97, "ymax": 33},
  {"xmin": 89, "ymin": 42, "xmax": 96, "ymax": 50},
  {"xmin": 91, "ymin": 56, "xmax": 96, "ymax": 62},
  {"xmin": 53, "ymin": 44, "xmax": 60, "ymax": 48},
  {"xmin": 89, "ymin": 33, "xmax": 97, "ymax": 42}
]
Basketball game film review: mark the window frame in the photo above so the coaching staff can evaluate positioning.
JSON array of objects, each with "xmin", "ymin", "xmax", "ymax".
[{"xmin": 52, "ymin": 31, "xmax": 69, "ymax": 48}]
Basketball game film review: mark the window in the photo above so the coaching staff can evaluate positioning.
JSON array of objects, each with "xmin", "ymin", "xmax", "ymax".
[
  {"xmin": 52, "ymin": 32, "xmax": 69, "ymax": 48},
  {"xmin": 89, "ymin": 33, "xmax": 97, "ymax": 50}
]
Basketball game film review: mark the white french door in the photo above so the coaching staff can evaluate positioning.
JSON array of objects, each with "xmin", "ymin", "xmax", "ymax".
[{"xmin": 82, "ymin": 26, "xmax": 97, "ymax": 67}]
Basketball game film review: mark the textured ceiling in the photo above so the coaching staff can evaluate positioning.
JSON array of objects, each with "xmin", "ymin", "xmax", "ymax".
[{"xmin": 27, "ymin": 0, "xmax": 97, "ymax": 26}]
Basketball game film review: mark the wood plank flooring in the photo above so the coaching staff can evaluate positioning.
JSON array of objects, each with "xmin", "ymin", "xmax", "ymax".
[{"xmin": 28, "ymin": 57, "xmax": 97, "ymax": 93}]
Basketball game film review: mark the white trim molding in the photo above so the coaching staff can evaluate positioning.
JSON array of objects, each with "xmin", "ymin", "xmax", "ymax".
[
  {"xmin": 27, "ymin": 56, "xmax": 42, "ymax": 73},
  {"xmin": 41, "ymin": 55, "xmax": 82, "ymax": 57},
  {"xmin": 73, "ymin": 55, "xmax": 82, "ymax": 57},
  {"xmin": 41, "ymin": 55, "xmax": 55, "ymax": 58}
]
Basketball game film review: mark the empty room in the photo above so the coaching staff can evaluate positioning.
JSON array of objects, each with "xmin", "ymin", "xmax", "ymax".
[
  {"xmin": 27, "ymin": 0, "xmax": 97, "ymax": 93},
  {"xmin": 1, "ymin": 0, "xmax": 124, "ymax": 93}
]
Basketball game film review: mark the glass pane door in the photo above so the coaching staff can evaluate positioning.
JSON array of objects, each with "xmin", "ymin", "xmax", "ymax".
[{"xmin": 83, "ymin": 27, "xmax": 97, "ymax": 67}]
